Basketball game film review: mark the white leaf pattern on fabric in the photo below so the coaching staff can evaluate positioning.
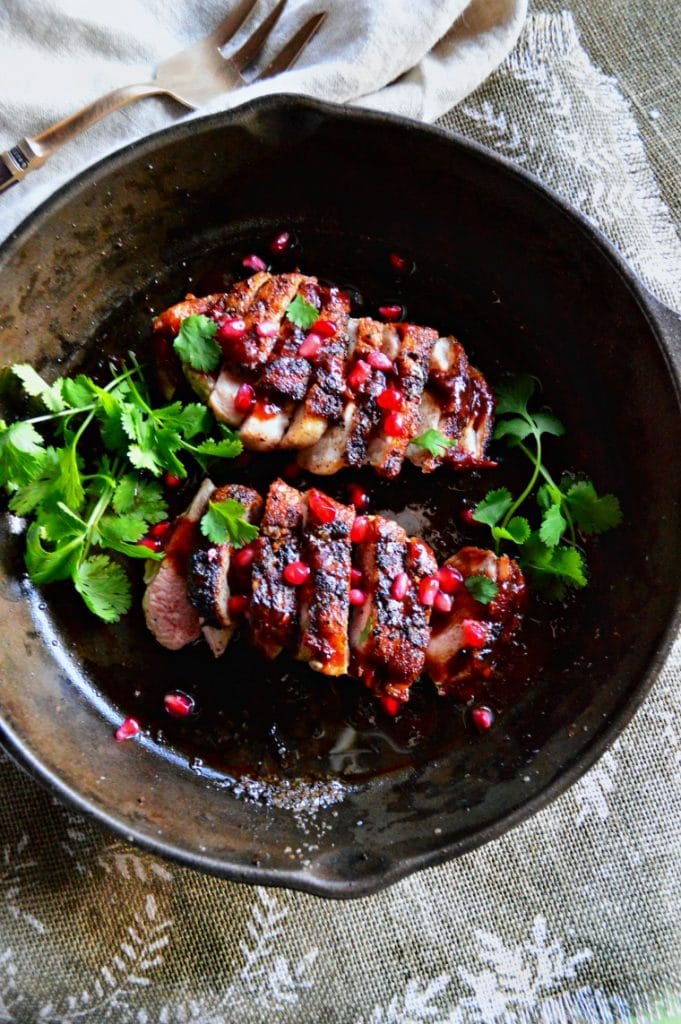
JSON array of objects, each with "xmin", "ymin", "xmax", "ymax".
[{"xmin": 573, "ymin": 752, "xmax": 619, "ymax": 825}]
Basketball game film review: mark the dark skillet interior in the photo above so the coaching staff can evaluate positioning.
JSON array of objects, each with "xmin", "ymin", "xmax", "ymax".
[{"xmin": 0, "ymin": 96, "xmax": 679, "ymax": 898}]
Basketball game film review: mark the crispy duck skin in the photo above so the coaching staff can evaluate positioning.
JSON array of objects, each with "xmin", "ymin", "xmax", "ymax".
[
  {"xmin": 154, "ymin": 273, "xmax": 495, "ymax": 476},
  {"xmin": 349, "ymin": 517, "xmax": 438, "ymax": 699},
  {"xmin": 297, "ymin": 489, "xmax": 355, "ymax": 675},
  {"xmin": 250, "ymin": 479, "xmax": 306, "ymax": 660},
  {"xmin": 143, "ymin": 482, "xmax": 525, "ymax": 702},
  {"xmin": 187, "ymin": 484, "xmax": 263, "ymax": 656}
]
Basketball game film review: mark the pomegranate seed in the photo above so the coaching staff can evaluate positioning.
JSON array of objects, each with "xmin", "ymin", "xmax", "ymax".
[
  {"xmin": 349, "ymin": 588, "xmax": 367, "ymax": 606},
  {"xmin": 115, "ymin": 717, "xmax": 140, "ymax": 741},
  {"xmin": 433, "ymin": 590, "xmax": 453, "ymax": 614},
  {"xmin": 138, "ymin": 537, "xmax": 161, "ymax": 552},
  {"xmin": 462, "ymin": 619, "xmax": 489, "ymax": 648},
  {"xmin": 437, "ymin": 565, "xmax": 463, "ymax": 594},
  {"xmin": 348, "ymin": 483, "xmax": 369, "ymax": 511},
  {"xmin": 164, "ymin": 473, "xmax": 182, "ymax": 488},
  {"xmin": 384, "ymin": 411, "xmax": 406, "ymax": 437},
  {"xmin": 391, "ymin": 572, "xmax": 411, "ymax": 601},
  {"xmin": 298, "ymin": 332, "xmax": 322, "ymax": 359},
  {"xmin": 312, "ymin": 319, "xmax": 336, "ymax": 337},
  {"xmin": 409, "ymin": 539, "xmax": 427, "ymax": 562},
  {"xmin": 283, "ymin": 561, "xmax": 310, "ymax": 585},
  {"xmin": 377, "ymin": 387, "xmax": 403, "ymax": 411},
  {"xmin": 308, "ymin": 489, "xmax": 337, "ymax": 524},
  {"xmin": 218, "ymin": 317, "xmax": 247, "ymax": 341},
  {"xmin": 270, "ymin": 231, "xmax": 290, "ymax": 254},
  {"xmin": 418, "ymin": 576, "xmax": 440, "ymax": 607},
  {"xmin": 232, "ymin": 543, "xmax": 256, "ymax": 569},
  {"xmin": 227, "ymin": 594, "xmax": 250, "ymax": 616},
  {"xmin": 163, "ymin": 691, "xmax": 194, "ymax": 718},
  {"xmin": 350, "ymin": 568, "xmax": 363, "ymax": 586},
  {"xmin": 378, "ymin": 304, "xmax": 403, "ymax": 321},
  {"xmin": 351, "ymin": 516, "xmax": 369, "ymax": 543},
  {"xmin": 347, "ymin": 359, "xmax": 372, "ymax": 391},
  {"xmin": 389, "ymin": 251, "xmax": 411, "ymax": 273},
  {"xmin": 366, "ymin": 350, "xmax": 394, "ymax": 371},
  {"xmin": 242, "ymin": 254, "xmax": 267, "ymax": 272},
  {"xmin": 380, "ymin": 696, "xmax": 400, "ymax": 716},
  {"xmin": 461, "ymin": 506, "xmax": 477, "ymax": 526},
  {"xmin": 256, "ymin": 320, "xmax": 279, "ymax": 338},
  {"xmin": 470, "ymin": 705, "xmax": 495, "ymax": 732},
  {"xmin": 234, "ymin": 383, "xmax": 256, "ymax": 415},
  {"xmin": 149, "ymin": 520, "xmax": 171, "ymax": 539}
]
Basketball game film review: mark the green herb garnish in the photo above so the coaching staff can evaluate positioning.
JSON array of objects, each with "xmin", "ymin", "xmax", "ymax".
[
  {"xmin": 1, "ymin": 358, "xmax": 243, "ymax": 621},
  {"xmin": 200, "ymin": 499, "xmax": 258, "ymax": 549},
  {"xmin": 473, "ymin": 375, "xmax": 622, "ymax": 599},
  {"xmin": 410, "ymin": 428, "xmax": 456, "ymax": 458},
  {"xmin": 464, "ymin": 575, "xmax": 499, "ymax": 605},
  {"xmin": 285, "ymin": 295, "xmax": 319, "ymax": 330},
  {"xmin": 173, "ymin": 314, "xmax": 221, "ymax": 372}
]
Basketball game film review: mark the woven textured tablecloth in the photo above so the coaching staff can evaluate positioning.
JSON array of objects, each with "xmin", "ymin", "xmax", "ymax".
[{"xmin": 0, "ymin": 3, "xmax": 679, "ymax": 1022}]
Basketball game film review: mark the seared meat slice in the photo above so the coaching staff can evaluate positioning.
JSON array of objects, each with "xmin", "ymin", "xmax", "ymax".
[
  {"xmin": 367, "ymin": 323, "xmax": 438, "ymax": 478},
  {"xmin": 349, "ymin": 516, "xmax": 437, "ymax": 698},
  {"xmin": 297, "ymin": 489, "xmax": 355, "ymax": 675},
  {"xmin": 157, "ymin": 272, "xmax": 496, "ymax": 476},
  {"xmin": 249, "ymin": 478, "xmax": 305, "ymax": 659},
  {"xmin": 142, "ymin": 479, "xmax": 216, "ymax": 651},
  {"xmin": 187, "ymin": 484, "xmax": 263, "ymax": 657},
  {"xmin": 425, "ymin": 547, "xmax": 526, "ymax": 694}
]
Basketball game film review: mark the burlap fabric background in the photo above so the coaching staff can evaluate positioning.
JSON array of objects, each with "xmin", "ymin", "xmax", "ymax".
[{"xmin": 0, "ymin": 2, "xmax": 679, "ymax": 1021}]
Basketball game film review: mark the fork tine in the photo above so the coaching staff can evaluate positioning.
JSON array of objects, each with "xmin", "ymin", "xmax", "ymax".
[
  {"xmin": 255, "ymin": 12, "xmax": 326, "ymax": 81},
  {"xmin": 228, "ymin": 0, "xmax": 288, "ymax": 72},
  {"xmin": 210, "ymin": 0, "xmax": 261, "ymax": 47}
]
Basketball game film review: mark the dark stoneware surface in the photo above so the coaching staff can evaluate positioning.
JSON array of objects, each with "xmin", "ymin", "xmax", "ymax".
[{"xmin": 0, "ymin": 96, "xmax": 679, "ymax": 898}]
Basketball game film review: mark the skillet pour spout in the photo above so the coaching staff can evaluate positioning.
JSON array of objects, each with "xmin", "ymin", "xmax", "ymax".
[{"xmin": 0, "ymin": 95, "xmax": 679, "ymax": 898}]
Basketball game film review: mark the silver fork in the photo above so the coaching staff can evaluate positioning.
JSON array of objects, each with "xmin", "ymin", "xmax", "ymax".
[{"xmin": 0, "ymin": 0, "xmax": 325, "ymax": 193}]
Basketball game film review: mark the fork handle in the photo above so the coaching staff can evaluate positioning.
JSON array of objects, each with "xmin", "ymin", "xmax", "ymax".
[{"xmin": 0, "ymin": 82, "xmax": 182, "ymax": 193}]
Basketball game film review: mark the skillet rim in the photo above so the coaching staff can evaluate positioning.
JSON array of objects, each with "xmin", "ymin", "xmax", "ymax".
[{"xmin": 0, "ymin": 92, "xmax": 680, "ymax": 899}]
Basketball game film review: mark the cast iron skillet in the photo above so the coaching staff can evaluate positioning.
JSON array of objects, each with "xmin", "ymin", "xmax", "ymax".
[{"xmin": 0, "ymin": 96, "xmax": 680, "ymax": 899}]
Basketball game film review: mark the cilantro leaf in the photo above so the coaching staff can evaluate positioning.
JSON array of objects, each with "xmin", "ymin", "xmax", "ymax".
[
  {"xmin": 533, "ymin": 412, "xmax": 565, "ymax": 437},
  {"xmin": 200, "ymin": 499, "xmax": 259, "ymax": 548},
  {"xmin": 61, "ymin": 375, "xmax": 97, "ymax": 409},
  {"xmin": 170, "ymin": 403, "xmax": 212, "ymax": 439},
  {"xmin": 537, "ymin": 483, "xmax": 562, "ymax": 510},
  {"xmin": 493, "ymin": 515, "xmax": 531, "ymax": 545},
  {"xmin": 25, "ymin": 524, "xmax": 83, "ymax": 584},
  {"xmin": 194, "ymin": 434, "xmax": 243, "ymax": 459},
  {"xmin": 519, "ymin": 532, "xmax": 587, "ymax": 599},
  {"xmin": 494, "ymin": 374, "xmax": 536, "ymax": 416},
  {"xmin": 410, "ymin": 428, "xmax": 456, "ymax": 458},
  {"xmin": 539, "ymin": 503, "xmax": 567, "ymax": 547},
  {"xmin": 473, "ymin": 488, "xmax": 513, "ymax": 528},
  {"xmin": 564, "ymin": 480, "xmax": 623, "ymax": 534},
  {"xmin": 36, "ymin": 501, "xmax": 86, "ymax": 544},
  {"xmin": 464, "ymin": 575, "xmax": 499, "ymax": 604},
  {"xmin": 73, "ymin": 555, "xmax": 131, "ymax": 623},
  {"xmin": 97, "ymin": 514, "xmax": 148, "ymax": 545},
  {"xmin": 493, "ymin": 417, "xmax": 533, "ymax": 442},
  {"xmin": 285, "ymin": 295, "xmax": 319, "ymax": 330},
  {"xmin": 173, "ymin": 314, "xmax": 221, "ymax": 372},
  {"xmin": 359, "ymin": 616, "xmax": 373, "ymax": 645},
  {"xmin": 56, "ymin": 441, "xmax": 85, "ymax": 509},
  {"xmin": 0, "ymin": 420, "xmax": 47, "ymax": 487},
  {"xmin": 113, "ymin": 474, "xmax": 166, "ymax": 523},
  {"xmin": 8, "ymin": 447, "xmax": 61, "ymax": 515},
  {"xmin": 12, "ymin": 364, "xmax": 66, "ymax": 412}
]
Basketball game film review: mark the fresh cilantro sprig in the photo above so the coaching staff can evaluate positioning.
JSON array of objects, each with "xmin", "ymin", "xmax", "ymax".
[
  {"xmin": 464, "ymin": 575, "xmax": 498, "ymax": 605},
  {"xmin": 472, "ymin": 375, "xmax": 622, "ymax": 599},
  {"xmin": 1, "ymin": 358, "xmax": 243, "ymax": 621},
  {"xmin": 286, "ymin": 295, "xmax": 319, "ymax": 330},
  {"xmin": 173, "ymin": 314, "xmax": 221, "ymax": 372},
  {"xmin": 410, "ymin": 428, "xmax": 456, "ymax": 459},
  {"xmin": 200, "ymin": 498, "xmax": 258, "ymax": 548}
]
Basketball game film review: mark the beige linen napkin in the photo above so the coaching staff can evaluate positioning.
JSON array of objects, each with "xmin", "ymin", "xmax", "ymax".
[{"xmin": 0, "ymin": 0, "xmax": 526, "ymax": 240}]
